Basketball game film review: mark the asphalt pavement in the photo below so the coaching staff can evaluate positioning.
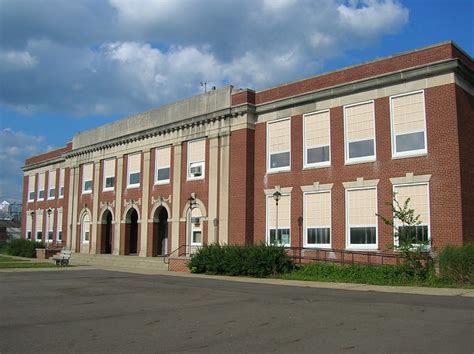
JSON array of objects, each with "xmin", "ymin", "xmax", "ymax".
[{"xmin": 0, "ymin": 269, "xmax": 473, "ymax": 353}]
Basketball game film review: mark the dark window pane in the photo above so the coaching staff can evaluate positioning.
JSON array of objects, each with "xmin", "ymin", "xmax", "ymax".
[
  {"xmin": 307, "ymin": 228, "xmax": 330, "ymax": 244},
  {"xmin": 398, "ymin": 225, "xmax": 429, "ymax": 243},
  {"xmin": 270, "ymin": 152, "xmax": 290, "ymax": 169},
  {"xmin": 27, "ymin": 231, "xmax": 31, "ymax": 240},
  {"xmin": 350, "ymin": 227, "xmax": 376, "ymax": 244},
  {"xmin": 348, "ymin": 139, "xmax": 374, "ymax": 159},
  {"xmin": 58, "ymin": 231, "xmax": 62, "ymax": 241},
  {"xmin": 38, "ymin": 190, "xmax": 44, "ymax": 199},
  {"xmin": 37, "ymin": 231, "xmax": 42, "ymax": 240},
  {"xmin": 105, "ymin": 177, "xmax": 115, "ymax": 188},
  {"xmin": 60, "ymin": 187, "xmax": 64, "ymax": 196},
  {"xmin": 158, "ymin": 167, "xmax": 170, "ymax": 181},
  {"xmin": 49, "ymin": 189, "xmax": 55, "ymax": 198},
  {"xmin": 269, "ymin": 228, "xmax": 290, "ymax": 245},
  {"xmin": 307, "ymin": 146, "xmax": 330, "ymax": 164},
  {"xmin": 84, "ymin": 180, "xmax": 92, "ymax": 191},
  {"xmin": 48, "ymin": 231, "xmax": 53, "ymax": 240},
  {"xmin": 193, "ymin": 231, "xmax": 202, "ymax": 244},
  {"xmin": 129, "ymin": 172, "xmax": 140, "ymax": 185},
  {"xmin": 29, "ymin": 192, "xmax": 35, "ymax": 200},
  {"xmin": 396, "ymin": 132, "xmax": 425, "ymax": 153}
]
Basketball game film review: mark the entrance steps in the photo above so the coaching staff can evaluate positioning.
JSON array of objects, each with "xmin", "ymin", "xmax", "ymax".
[{"xmin": 70, "ymin": 253, "xmax": 169, "ymax": 272}]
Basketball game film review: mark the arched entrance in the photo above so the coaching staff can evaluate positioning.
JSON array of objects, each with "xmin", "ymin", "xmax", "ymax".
[
  {"xmin": 125, "ymin": 209, "xmax": 139, "ymax": 255},
  {"xmin": 100, "ymin": 210, "xmax": 113, "ymax": 254},
  {"xmin": 153, "ymin": 207, "xmax": 169, "ymax": 256}
]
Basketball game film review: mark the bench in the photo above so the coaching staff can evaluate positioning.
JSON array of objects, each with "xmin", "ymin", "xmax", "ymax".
[{"xmin": 52, "ymin": 250, "xmax": 72, "ymax": 266}]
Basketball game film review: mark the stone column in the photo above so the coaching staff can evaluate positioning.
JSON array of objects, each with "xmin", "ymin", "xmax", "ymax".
[
  {"xmin": 207, "ymin": 135, "xmax": 219, "ymax": 244},
  {"xmin": 66, "ymin": 165, "xmax": 75, "ymax": 250},
  {"xmin": 171, "ymin": 143, "xmax": 182, "ymax": 253},
  {"xmin": 218, "ymin": 133, "xmax": 230, "ymax": 244},
  {"xmin": 70, "ymin": 166, "xmax": 80, "ymax": 251},
  {"xmin": 139, "ymin": 149, "xmax": 151, "ymax": 257},
  {"xmin": 113, "ymin": 156, "xmax": 124, "ymax": 255},
  {"xmin": 90, "ymin": 161, "xmax": 100, "ymax": 254}
]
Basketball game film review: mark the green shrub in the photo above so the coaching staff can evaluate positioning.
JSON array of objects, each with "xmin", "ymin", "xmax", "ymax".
[
  {"xmin": 188, "ymin": 244, "xmax": 294, "ymax": 277},
  {"xmin": 8, "ymin": 239, "xmax": 44, "ymax": 258},
  {"xmin": 438, "ymin": 244, "xmax": 474, "ymax": 284}
]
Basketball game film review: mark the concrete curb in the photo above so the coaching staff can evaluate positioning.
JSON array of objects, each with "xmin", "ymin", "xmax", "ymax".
[{"xmin": 3, "ymin": 263, "xmax": 472, "ymax": 298}]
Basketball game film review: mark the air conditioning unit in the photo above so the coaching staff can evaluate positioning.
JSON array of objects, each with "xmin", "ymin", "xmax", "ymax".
[
  {"xmin": 191, "ymin": 217, "xmax": 200, "ymax": 225},
  {"xmin": 190, "ymin": 165, "xmax": 202, "ymax": 177}
]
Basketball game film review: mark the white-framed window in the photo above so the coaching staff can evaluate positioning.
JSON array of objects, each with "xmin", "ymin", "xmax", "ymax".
[
  {"xmin": 48, "ymin": 170, "xmax": 56, "ymax": 200},
  {"xmin": 103, "ymin": 159, "xmax": 116, "ymax": 191},
  {"xmin": 304, "ymin": 110, "xmax": 330, "ymax": 168},
  {"xmin": 57, "ymin": 209, "xmax": 63, "ymax": 242},
  {"xmin": 304, "ymin": 191, "xmax": 331, "ymax": 248},
  {"xmin": 393, "ymin": 183, "xmax": 430, "ymax": 246},
  {"xmin": 47, "ymin": 211, "xmax": 54, "ymax": 243},
  {"xmin": 346, "ymin": 187, "xmax": 378, "ymax": 250},
  {"xmin": 81, "ymin": 212, "xmax": 90, "ymax": 243},
  {"xmin": 344, "ymin": 101, "xmax": 376, "ymax": 164},
  {"xmin": 390, "ymin": 90, "xmax": 427, "ymax": 158},
  {"xmin": 82, "ymin": 164, "xmax": 93, "ymax": 194},
  {"xmin": 266, "ymin": 193, "xmax": 291, "ymax": 246},
  {"xmin": 187, "ymin": 139, "xmax": 205, "ymax": 180},
  {"xmin": 28, "ymin": 175, "xmax": 36, "ymax": 202},
  {"xmin": 190, "ymin": 208, "xmax": 202, "ymax": 245},
  {"xmin": 58, "ymin": 168, "xmax": 65, "ymax": 198},
  {"xmin": 267, "ymin": 118, "xmax": 291, "ymax": 172},
  {"xmin": 26, "ymin": 212, "xmax": 33, "ymax": 240},
  {"xmin": 155, "ymin": 146, "xmax": 171, "ymax": 184},
  {"xmin": 127, "ymin": 153, "xmax": 141, "ymax": 188},
  {"xmin": 37, "ymin": 172, "xmax": 45, "ymax": 200},
  {"xmin": 36, "ymin": 210, "xmax": 43, "ymax": 241}
]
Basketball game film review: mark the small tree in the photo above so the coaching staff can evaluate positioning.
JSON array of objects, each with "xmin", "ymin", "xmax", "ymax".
[{"xmin": 377, "ymin": 195, "xmax": 432, "ymax": 279}]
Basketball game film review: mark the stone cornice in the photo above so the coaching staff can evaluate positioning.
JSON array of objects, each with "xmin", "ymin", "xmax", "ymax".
[{"xmin": 255, "ymin": 59, "xmax": 472, "ymax": 116}]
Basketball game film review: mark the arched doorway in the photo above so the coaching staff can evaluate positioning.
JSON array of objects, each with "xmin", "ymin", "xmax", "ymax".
[
  {"xmin": 188, "ymin": 207, "xmax": 202, "ymax": 254},
  {"xmin": 125, "ymin": 209, "xmax": 139, "ymax": 255},
  {"xmin": 100, "ymin": 210, "xmax": 113, "ymax": 254},
  {"xmin": 153, "ymin": 207, "xmax": 169, "ymax": 256}
]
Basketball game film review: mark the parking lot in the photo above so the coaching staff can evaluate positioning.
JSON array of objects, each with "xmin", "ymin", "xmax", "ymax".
[{"xmin": 0, "ymin": 269, "xmax": 473, "ymax": 353}]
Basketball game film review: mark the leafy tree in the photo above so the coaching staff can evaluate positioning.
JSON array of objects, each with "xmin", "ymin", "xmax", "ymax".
[{"xmin": 377, "ymin": 195, "xmax": 433, "ymax": 279}]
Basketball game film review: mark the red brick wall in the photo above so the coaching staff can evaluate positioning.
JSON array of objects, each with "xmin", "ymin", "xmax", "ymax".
[
  {"xmin": 179, "ymin": 140, "xmax": 210, "ymax": 246},
  {"xmin": 252, "ymin": 83, "xmax": 464, "ymax": 250},
  {"xmin": 456, "ymin": 85, "xmax": 474, "ymax": 243},
  {"xmin": 21, "ymin": 167, "xmax": 70, "ymax": 246},
  {"xmin": 255, "ymin": 43, "xmax": 458, "ymax": 105},
  {"xmin": 232, "ymin": 89, "xmax": 256, "ymax": 106},
  {"xmin": 168, "ymin": 257, "xmax": 190, "ymax": 272},
  {"xmin": 228, "ymin": 128, "xmax": 255, "ymax": 245},
  {"xmin": 25, "ymin": 142, "xmax": 72, "ymax": 165}
]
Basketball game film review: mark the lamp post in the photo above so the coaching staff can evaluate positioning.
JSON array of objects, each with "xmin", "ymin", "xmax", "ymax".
[
  {"xmin": 187, "ymin": 194, "xmax": 197, "ymax": 254},
  {"xmin": 272, "ymin": 190, "xmax": 282, "ymax": 245},
  {"xmin": 46, "ymin": 208, "xmax": 52, "ymax": 248}
]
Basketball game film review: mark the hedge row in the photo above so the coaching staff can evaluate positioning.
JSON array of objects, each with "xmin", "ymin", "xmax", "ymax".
[
  {"xmin": 3, "ymin": 239, "xmax": 44, "ymax": 258},
  {"xmin": 188, "ymin": 244, "xmax": 294, "ymax": 277},
  {"xmin": 438, "ymin": 243, "xmax": 474, "ymax": 284}
]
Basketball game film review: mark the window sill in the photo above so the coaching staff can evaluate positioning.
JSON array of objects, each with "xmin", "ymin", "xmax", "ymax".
[
  {"xmin": 303, "ymin": 244, "xmax": 332, "ymax": 249},
  {"xmin": 303, "ymin": 163, "xmax": 331, "ymax": 170},
  {"xmin": 344, "ymin": 157, "xmax": 376, "ymax": 166},
  {"xmin": 266, "ymin": 168, "xmax": 291, "ymax": 175},
  {"xmin": 47, "ymin": 197, "xmax": 55, "ymax": 201},
  {"xmin": 127, "ymin": 184, "xmax": 140, "ymax": 189},
  {"xmin": 187, "ymin": 176, "xmax": 205, "ymax": 182},
  {"xmin": 102, "ymin": 188, "xmax": 114, "ymax": 192},
  {"xmin": 155, "ymin": 180, "xmax": 170, "ymax": 185},
  {"xmin": 345, "ymin": 246, "xmax": 378, "ymax": 251},
  {"xmin": 82, "ymin": 191, "xmax": 92, "ymax": 195},
  {"xmin": 391, "ymin": 152, "xmax": 427, "ymax": 160}
]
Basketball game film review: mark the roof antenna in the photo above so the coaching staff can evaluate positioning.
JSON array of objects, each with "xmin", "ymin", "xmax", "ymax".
[{"xmin": 200, "ymin": 82, "xmax": 207, "ymax": 93}]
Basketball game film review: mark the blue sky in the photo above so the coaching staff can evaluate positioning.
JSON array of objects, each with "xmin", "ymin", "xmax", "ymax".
[{"xmin": 0, "ymin": 0, "xmax": 473, "ymax": 202}]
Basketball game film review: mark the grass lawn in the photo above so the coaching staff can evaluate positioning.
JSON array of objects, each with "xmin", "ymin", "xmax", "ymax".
[
  {"xmin": 278, "ymin": 262, "xmax": 474, "ymax": 289},
  {"xmin": 0, "ymin": 255, "xmax": 58, "ymax": 269}
]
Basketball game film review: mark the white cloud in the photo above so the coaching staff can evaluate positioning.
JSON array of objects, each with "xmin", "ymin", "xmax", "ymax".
[
  {"xmin": 0, "ymin": 129, "xmax": 50, "ymax": 202},
  {"xmin": 0, "ymin": 49, "xmax": 37, "ymax": 71},
  {"xmin": 0, "ymin": 0, "xmax": 410, "ymax": 117}
]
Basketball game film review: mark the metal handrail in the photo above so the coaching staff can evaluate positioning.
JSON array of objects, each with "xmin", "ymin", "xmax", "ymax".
[{"xmin": 163, "ymin": 244, "xmax": 191, "ymax": 264}]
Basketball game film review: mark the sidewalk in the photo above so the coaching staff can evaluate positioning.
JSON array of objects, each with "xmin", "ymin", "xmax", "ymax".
[{"xmin": 2, "ymin": 258, "xmax": 473, "ymax": 298}]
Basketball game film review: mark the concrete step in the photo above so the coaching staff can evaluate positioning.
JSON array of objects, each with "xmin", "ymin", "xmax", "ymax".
[{"xmin": 70, "ymin": 253, "xmax": 169, "ymax": 271}]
